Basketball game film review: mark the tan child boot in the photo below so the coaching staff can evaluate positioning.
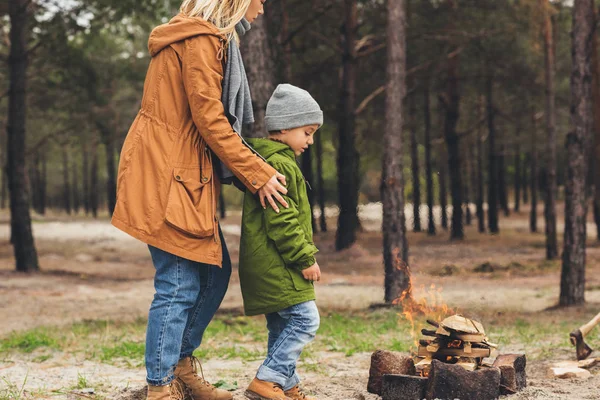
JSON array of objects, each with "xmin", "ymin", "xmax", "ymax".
[
  {"xmin": 245, "ymin": 377, "xmax": 292, "ymax": 400},
  {"xmin": 284, "ymin": 385, "xmax": 316, "ymax": 400},
  {"xmin": 174, "ymin": 356, "xmax": 233, "ymax": 400},
  {"xmin": 146, "ymin": 378, "xmax": 186, "ymax": 400}
]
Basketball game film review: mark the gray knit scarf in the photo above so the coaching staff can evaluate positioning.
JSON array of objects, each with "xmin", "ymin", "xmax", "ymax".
[{"xmin": 215, "ymin": 18, "xmax": 254, "ymax": 185}]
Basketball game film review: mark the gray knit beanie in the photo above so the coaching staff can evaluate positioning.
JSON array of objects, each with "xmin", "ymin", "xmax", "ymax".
[{"xmin": 265, "ymin": 84, "xmax": 323, "ymax": 132}]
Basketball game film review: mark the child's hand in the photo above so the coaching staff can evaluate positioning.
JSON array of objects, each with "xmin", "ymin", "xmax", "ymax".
[{"xmin": 302, "ymin": 262, "xmax": 321, "ymax": 282}]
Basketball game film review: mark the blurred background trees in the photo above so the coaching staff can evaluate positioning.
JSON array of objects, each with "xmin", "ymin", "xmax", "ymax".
[{"xmin": 2, "ymin": 0, "xmax": 598, "ymax": 306}]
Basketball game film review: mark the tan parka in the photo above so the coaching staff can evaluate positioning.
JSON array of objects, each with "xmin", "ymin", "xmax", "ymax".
[{"xmin": 111, "ymin": 15, "xmax": 276, "ymax": 266}]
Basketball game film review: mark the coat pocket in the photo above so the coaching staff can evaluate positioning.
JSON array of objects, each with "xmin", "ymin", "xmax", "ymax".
[
  {"xmin": 286, "ymin": 267, "xmax": 314, "ymax": 291},
  {"xmin": 164, "ymin": 166, "xmax": 214, "ymax": 238}
]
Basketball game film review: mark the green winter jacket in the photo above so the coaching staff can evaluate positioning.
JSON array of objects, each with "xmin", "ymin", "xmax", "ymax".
[{"xmin": 239, "ymin": 138, "xmax": 318, "ymax": 316}]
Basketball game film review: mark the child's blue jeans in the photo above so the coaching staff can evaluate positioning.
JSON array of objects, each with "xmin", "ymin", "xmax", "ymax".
[
  {"xmin": 145, "ymin": 229, "xmax": 231, "ymax": 386},
  {"xmin": 256, "ymin": 300, "xmax": 320, "ymax": 390}
]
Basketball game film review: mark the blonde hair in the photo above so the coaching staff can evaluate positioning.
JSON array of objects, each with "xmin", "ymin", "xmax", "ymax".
[{"xmin": 180, "ymin": 0, "xmax": 252, "ymax": 43}]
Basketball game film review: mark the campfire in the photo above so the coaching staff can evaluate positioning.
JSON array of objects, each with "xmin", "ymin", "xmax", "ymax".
[
  {"xmin": 414, "ymin": 315, "xmax": 498, "ymax": 376},
  {"xmin": 368, "ymin": 314, "xmax": 527, "ymax": 400}
]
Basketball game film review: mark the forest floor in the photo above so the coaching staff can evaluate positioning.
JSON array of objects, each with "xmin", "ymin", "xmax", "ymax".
[{"xmin": 1, "ymin": 203, "xmax": 600, "ymax": 399}]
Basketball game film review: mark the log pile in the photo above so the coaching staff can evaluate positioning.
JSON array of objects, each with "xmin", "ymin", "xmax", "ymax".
[{"xmin": 414, "ymin": 315, "xmax": 498, "ymax": 376}]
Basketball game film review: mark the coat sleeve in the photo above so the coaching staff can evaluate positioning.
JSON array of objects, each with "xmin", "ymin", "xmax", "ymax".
[
  {"xmin": 263, "ymin": 161, "xmax": 318, "ymax": 269},
  {"xmin": 181, "ymin": 34, "xmax": 276, "ymax": 194}
]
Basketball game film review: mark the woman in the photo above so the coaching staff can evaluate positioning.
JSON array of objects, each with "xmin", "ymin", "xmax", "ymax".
[{"xmin": 111, "ymin": 1, "xmax": 288, "ymax": 399}]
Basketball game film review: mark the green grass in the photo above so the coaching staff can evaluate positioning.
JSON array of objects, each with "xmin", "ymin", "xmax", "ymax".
[
  {"xmin": 0, "ymin": 308, "xmax": 592, "ymax": 367},
  {"xmin": 0, "ymin": 329, "xmax": 59, "ymax": 353}
]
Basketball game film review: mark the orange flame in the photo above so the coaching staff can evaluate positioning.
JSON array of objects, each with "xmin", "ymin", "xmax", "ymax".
[{"xmin": 391, "ymin": 254, "xmax": 457, "ymax": 352}]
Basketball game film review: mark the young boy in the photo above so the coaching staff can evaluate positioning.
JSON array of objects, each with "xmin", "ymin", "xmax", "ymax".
[{"xmin": 239, "ymin": 84, "xmax": 323, "ymax": 400}]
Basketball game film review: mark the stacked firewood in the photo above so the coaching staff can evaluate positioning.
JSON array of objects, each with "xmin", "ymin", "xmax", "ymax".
[{"xmin": 415, "ymin": 315, "xmax": 498, "ymax": 377}]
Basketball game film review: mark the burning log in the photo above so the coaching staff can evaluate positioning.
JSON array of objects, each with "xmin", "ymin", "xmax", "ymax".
[
  {"xmin": 414, "ymin": 315, "xmax": 498, "ymax": 375},
  {"xmin": 367, "ymin": 350, "xmax": 416, "ymax": 395},
  {"xmin": 370, "ymin": 314, "xmax": 527, "ymax": 399}
]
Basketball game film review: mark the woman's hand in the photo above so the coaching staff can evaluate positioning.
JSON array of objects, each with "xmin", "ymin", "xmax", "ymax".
[
  {"xmin": 302, "ymin": 262, "xmax": 321, "ymax": 282},
  {"xmin": 258, "ymin": 172, "xmax": 289, "ymax": 213}
]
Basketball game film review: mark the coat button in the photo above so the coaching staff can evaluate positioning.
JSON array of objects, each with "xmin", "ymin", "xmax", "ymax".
[
  {"xmin": 202, "ymin": 177, "xmax": 208, "ymax": 182},
  {"xmin": 175, "ymin": 175, "xmax": 181, "ymax": 181},
  {"xmin": 252, "ymin": 180, "xmax": 257, "ymax": 185}
]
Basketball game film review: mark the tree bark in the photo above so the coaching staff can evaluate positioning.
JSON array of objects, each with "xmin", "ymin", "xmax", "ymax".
[
  {"xmin": 592, "ymin": 5, "xmax": 600, "ymax": 242},
  {"xmin": 542, "ymin": 0, "xmax": 559, "ymax": 259},
  {"xmin": 83, "ymin": 142, "xmax": 90, "ymax": 215},
  {"xmin": 464, "ymin": 138, "xmax": 473, "ymax": 226},
  {"xmin": 90, "ymin": 137, "xmax": 99, "ymax": 218},
  {"xmin": 241, "ymin": 16, "xmax": 275, "ymax": 138},
  {"xmin": 383, "ymin": 0, "xmax": 409, "ymax": 303},
  {"xmin": 40, "ymin": 152, "xmax": 46, "ymax": 215},
  {"xmin": 530, "ymin": 110, "xmax": 539, "ymax": 233},
  {"xmin": 301, "ymin": 147, "xmax": 317, "ymax": 231},
  {"xmin": 219, "ymin": 191, "xmax": 226, "ymax": 219},
  {"xmin": 486, "ymin": 74, "xmax": 499, "ymax": 234},
  {"xmin": 72, "ymin": 154, "xmax": 80, "ymax": 214},
  {"xmin": 560, "ymin": 0, "xmax": 593, "ymax": 307},
  {"xmin": 424, "ymin": 83, "xmax": 435, "ymax": 235},
  {"xmin": 409, "ymin": 94, "xmax": 421, "ymax": 232},
  {"xmin": 514, "ymin": 128, "xmax": 522, "ymax": 212},
  {"xmin": 336, "ymin": 0, "xmax": 360, "ymax": 251},
  {"xmin": 316, "ymin": 131, "xmax": 327, "ymax": 232},
  {"xmin": 438, "ymin": 99, "xmax": 448, "ymax": 231},
  {"xmin": 7, "ymin": 0, "xmax": 39, "ymax": 272},
  {"xmin": 61, "ymin": 143, "xmax": 71, "ymax": 214},
  {"xmin": 498, "ymin": 142, "xmax": 509, "ymax": 216},
  {"xmin": 523, "ymin": 151, "xmax": 529, "ymax": 205},
  {"xmin": 443, "ymin": 54, "xmax": 464, "ymax": 240},
  {"xmin": 477, "ymin": 97, "xmax": 485, "ymax": 233}
]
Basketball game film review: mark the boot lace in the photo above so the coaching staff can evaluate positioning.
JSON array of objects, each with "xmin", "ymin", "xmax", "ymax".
[
  {"xmin": 190, "ymin": 356, "xmax": 214, "ymax": 388},
  {"xmin": 169, "ymin": 378, "xmax": 186, "ymax": 400}
]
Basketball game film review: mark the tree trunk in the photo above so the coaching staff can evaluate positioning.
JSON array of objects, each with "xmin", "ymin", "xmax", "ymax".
[
  {"xmin": 514, "ymin": 128, "xmax": 522, "ymax": 212},
  {"xmin": 219, "ymin": 191, "xmax": 226, "ymax": 219},
  {"xmin": 336, "ymin": 0, "xmax": 360, "ymax": 251},
  {"xmin": 7, "ymin": 0, "xmax": 39, "ymax": 272},
  {"xmin": 530, "ymin": 110, "xmax": 539, "ymax": 233},
  {"xmin": 90, "ymin": 137, "xmax": 99, "ymax": 218},
  {"xmin": 301, "ymin": 147, "xmax": 317, "ymax": 231},
  {"xmin": 487, "ymin": 74, "xmax": 499, "ymax": 234},
  {"xmin": 523, "ymin": 151, "xmax": 529, "ymax": 204},
  {"xmin": 39, "ymin": 152, "xmax": 46, "ymax": 215},
  {"xmin": 83, "ymin": 143, "xmax": 90, "ymax": 215},
  {"xmin": 27, "ymin": 157, "xmax": 38, "ymax": 214},
  {"xmin": 61, "ymin": 143, "xmax": 71, "ymax": 214},
  {"xmin": 498, "ymin": 142, "xmax": 509, "ymax": 216},
  {"xmin": 438, "ymin": 99, "xmax": 448, "ymax": 231},
  {"xmin": 105, "ymin": 137, "xmax": 116, "ymax": 216},
  {"xmin": 443, "ymin": 54, "xmax": 464, "ymax": 240},
  {"xmin": 409, "ymin": 95, "xmax": 421, "ymax": 232},
  {"xmin": 592, "ymin": 5, "xmax": 600, "ymax": 242},
  {"xmin": 316, "ymin": 131, "xmax": 327, "ymax": 232},
  {"xmin": 477, "ymin": 97, "xmax": 485, "ymax": 233},
  {"xmin": 383, "ymin": 0, "xmax": 410, "ymax": 303},
  {"xmin": 424, "ymin": 83, "xmax": 435, "ymax": 235},
  {"xmin": 542, "ymin": 0, "xmax": 559, "ymax": 259},
  {"xmin": 439, "ymin": 162, "xmax": 448, "ymax": 230},
  {"xmin": 464, "ymin": 139, "xmax": 473, "ymax": 226},
  {"xmin": 560, "ymin": 0, "xmax": 593, "ymax": 307},
  {"xmin": 241, "ymin": 16, "xmax": 275, "ymax": 138},
  {"xmin": 72, "ymin": 155, "xmax": 80, "ymax": 214}
]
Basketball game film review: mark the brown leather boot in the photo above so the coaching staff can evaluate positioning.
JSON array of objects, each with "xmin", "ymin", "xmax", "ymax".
[
  {"xmin": 245, "ymin": 378, "xmax": 292, "ymax": 400},
  {"xmin": 174, "ymin": 356, "xmax": 233, "ymax": 400},
  {"xmin": 146, "ymin": 378, "xmax": 186, "ymax": 400},
  {"xmin": 284, "ymin": 385, "xmax": 316, "ymax": 400}
]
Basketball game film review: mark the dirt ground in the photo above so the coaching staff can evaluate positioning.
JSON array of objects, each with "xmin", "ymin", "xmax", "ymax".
[{"xmin": 1, "ymin": 203, "xmax": 600, "ymax": 399}]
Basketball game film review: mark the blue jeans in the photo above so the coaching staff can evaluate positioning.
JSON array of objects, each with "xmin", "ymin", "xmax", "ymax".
[
  {"xmin": 145, "ymin": 230, "xmax": 231, "ymax": 386},
  {"xmin": 256, "ymin": 301, "xmax": 320, "ymax": 391}
]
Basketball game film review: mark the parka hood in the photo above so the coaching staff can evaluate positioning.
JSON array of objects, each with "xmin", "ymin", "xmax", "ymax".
[
  {"xmin": 245, "ymin": 138, "xmax": 295, "ymax": 161},
  {"xmin": 148, "ymin": 14, "xmax": 223, "ymax": 57}
]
